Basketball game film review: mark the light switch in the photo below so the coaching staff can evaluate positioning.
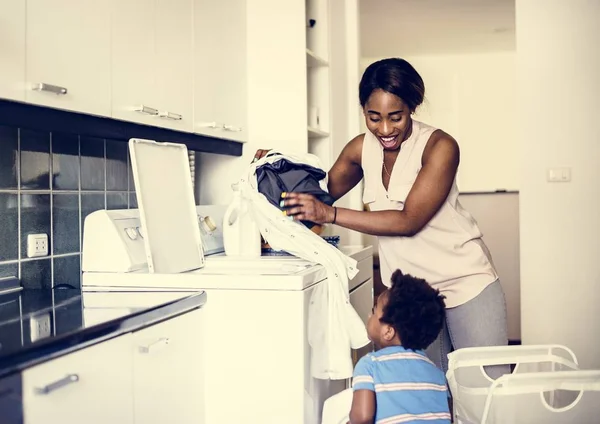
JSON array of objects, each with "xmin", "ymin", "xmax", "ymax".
[{"xmin": 547, "ymin": 167, "xmax": 571, "ymax": 183}]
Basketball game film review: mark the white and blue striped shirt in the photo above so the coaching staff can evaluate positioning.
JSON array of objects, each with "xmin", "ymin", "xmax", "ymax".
[{"xmin": 352, "ymin": 346, "xmax": 451, "ymax": 424}]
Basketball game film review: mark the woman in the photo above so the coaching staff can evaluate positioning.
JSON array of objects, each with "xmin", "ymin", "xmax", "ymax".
[{"xmin": 254, "ymin": 58, "xmax": 508, "ymax": 375}]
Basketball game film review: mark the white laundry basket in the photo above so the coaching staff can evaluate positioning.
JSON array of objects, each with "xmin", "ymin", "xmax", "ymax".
[
  {"xmin": 447, "ymin": 345, "xmax": 579, "ymax": 424},
  {"xmin": 480, "ymin": 370, "xmax": 600, "ymax": 423},
  {"xmin": 321, "ymin": 388, "xmax": 352, "ymax": 424}
]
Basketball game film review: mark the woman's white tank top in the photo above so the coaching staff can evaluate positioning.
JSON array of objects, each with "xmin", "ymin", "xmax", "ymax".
[{"xmin": 361, "ymin": 120, "xmax": 498, "ymax": 308}]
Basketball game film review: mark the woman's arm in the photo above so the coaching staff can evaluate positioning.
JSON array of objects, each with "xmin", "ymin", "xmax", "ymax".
[
  {"xmin": 252, "ymin": 138, "xmax": 363, "ymax": 202},
  {"xmin": 326, "ymin": 134, "xmax": 364, "ymax": 201},
  {"xmin": 283, "ymin": 131, "xmax": 459, "ymax": 237}
]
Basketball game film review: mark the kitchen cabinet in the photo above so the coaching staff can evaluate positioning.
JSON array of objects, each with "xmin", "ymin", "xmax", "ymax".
[
  {"xmin": 111, "ymin": 0, "xmax": 193, "ymax": 132},
  {"xmin": 0, "ymin": 0, "xmax": 26, "ymax": 102},
  {"xmin": 132, "ymin": 309, "xmax": 205, "ymax": 424},
  {"xmin": 22, "ymin": 335, "xmax": 134, "ymax": 424},
  {"xmin": 25, "ymin": 0, "xmax": 111, "ymax": 116},
  {"xmin": 155, "ymin": 0, "xmax": 194, "ymax": 132},
  {"xmin": 193, "ymin": 0, "xmax": 247, "ymax": 142}
]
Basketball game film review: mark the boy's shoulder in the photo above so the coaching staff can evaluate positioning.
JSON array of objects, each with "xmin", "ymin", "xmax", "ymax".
[{"xmin": 369, "ymin": 345, "xmax": 423, "ymax": 360}]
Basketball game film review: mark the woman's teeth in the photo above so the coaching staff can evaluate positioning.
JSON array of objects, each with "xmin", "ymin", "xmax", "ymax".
[{"xmin": 380, "ymin": 135, "xmax": 397, "ymax": 147}]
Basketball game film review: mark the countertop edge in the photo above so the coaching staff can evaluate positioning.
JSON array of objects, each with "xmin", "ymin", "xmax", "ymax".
[{"xmin": 0, "ymin": 291, "xmax": 207, "ymax": 379}]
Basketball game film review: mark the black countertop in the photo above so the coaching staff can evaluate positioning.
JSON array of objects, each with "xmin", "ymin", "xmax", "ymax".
[{"xmin": 0, "ymin": 288, "xmax": 206, "ymax": 379}]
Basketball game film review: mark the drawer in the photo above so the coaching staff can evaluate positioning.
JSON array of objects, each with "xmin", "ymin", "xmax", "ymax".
[{"xmin": 22, "ymin": 335, "xmax": 134, "ymax": 424}]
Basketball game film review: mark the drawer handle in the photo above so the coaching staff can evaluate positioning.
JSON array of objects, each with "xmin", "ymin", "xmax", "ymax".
[
  {"xmin": 197, "ymin": 121, "xmax": 222, "ymax": 129},
  {"xmin": 31, "ymin": 83, "xmax": 67, "ymax": 95},
  {"xmin": 159, "ymin": 111, "xmax": 183, "ymax": 121},
  {"xmin": 134, "ymin": 105, "xmax": 159, "ymax": 115},
  {"xmin": 139, "ymin": 337, "xmax": 170, "ymax": 354},
  {"xmin": 223, "ymin": 124, "xmax": 242, "ymax": 132},
  {"xmin": 34, "ymin": 374, "xmax": 79, "ymax": 395}
]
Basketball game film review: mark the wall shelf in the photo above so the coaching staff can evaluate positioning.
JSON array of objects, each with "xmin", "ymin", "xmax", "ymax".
[
  {"xmin": 307, "ymin": 126, "xmax": 329, "ymax": 138},
  {"xmin": 306, "ymin": 49, "xmax": 329, "ymax": 67}
]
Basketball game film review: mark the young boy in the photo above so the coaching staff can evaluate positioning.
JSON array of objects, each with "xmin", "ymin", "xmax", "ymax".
[{"xmin": 349, "ymin": 270, "xmax": 450, "ymax": 424}]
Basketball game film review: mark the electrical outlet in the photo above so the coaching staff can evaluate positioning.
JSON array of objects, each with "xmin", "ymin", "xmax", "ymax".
[
  {"xmin": 30, "ymin": 313, "xmax": 51, "ymax": 342},
  {"xmin": 27, "ymin": 233, "xmax": 49, "ymax": 258}
]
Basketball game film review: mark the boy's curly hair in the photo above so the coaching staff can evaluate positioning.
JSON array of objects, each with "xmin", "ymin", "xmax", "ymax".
[{"xmin": 380, "ymin": 269, "xmax": 446, "ymax": 351}]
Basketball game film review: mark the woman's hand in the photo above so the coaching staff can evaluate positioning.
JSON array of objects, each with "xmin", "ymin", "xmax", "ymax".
[
  {"xmin": 251, "ymin": 149, "xmax": 271, "ymax": 163},
  {"xmin": 281, "ymin": 192, "xmax": 335, "ymax": 224}
]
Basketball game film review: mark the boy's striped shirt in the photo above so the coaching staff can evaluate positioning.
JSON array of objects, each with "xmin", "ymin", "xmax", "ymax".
[{"xmin": 352, "ymin": 346, "xmax": 451, "ymax": 424}]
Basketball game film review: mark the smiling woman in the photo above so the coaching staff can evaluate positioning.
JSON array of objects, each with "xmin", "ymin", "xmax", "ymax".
[{"xmin": 253, "ymin": 58, "xmax": 508, "ymax": 386}]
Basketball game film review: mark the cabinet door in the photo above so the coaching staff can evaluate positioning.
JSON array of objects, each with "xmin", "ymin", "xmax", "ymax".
[
  {"xmin": 22, "ymin": 335, "xmax": 134, "ymax": 424},
  {"xmin": 132, "ymin": 309, "xmax": 205, "ymax": 424},
  {"xmin": 111, "ymin": 0, "xmax": 158, "ymax": 126},
  {"xmin": 155, "ymin": 0, "xmax": 194, "ymax": 132},
  {"xmin": 350, "ymin": 278, "xmax": 374, "ymax": 367},
  {"xmin": 193, "ymin": 0, "xmax": 219, "ymax": 137},
  {"xmin": 212, "ymin": 0, "xmax": 248, "ymax": 143},
  {"xmin": 25, "ymin": 0, "xmax": 111, "ymax": 116},
  {"xmin": 0, "ymin": 0, "xmax": 26, "ymax": 101}
]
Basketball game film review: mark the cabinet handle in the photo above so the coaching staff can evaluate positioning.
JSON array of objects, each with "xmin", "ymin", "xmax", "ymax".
[
  {"xmin": 139, "ymin": 337, "xmax": 170, "ymax": 354},
  {"xmin": 31, "ymin": 83, "xmax": 67, "ymax": 95},
  {"xmin": 197, "ymin": 121, "xmax": 222, "ymax": 129},
  {"xmin": 223, "ymin": 124, "xmax": 242, "ymax": 132},
  {"xmin": 159, "ymin": 111, "xmax": 183, "ymax": 121},
  {"xmin": 134, "ymin": 105, "xmax": 159, "ymax": 115},
  {"xmin": 34, "ymin": 374, "xmax": 79, "ymax": 395}
]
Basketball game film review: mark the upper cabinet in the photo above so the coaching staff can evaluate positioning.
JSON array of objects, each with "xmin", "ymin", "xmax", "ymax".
[
  {"xmin": 0, "ymin": 0, "xmax": 26, "ymax": 101},
  {"xmin": 194, "ymin": 0, "xmax": 247, "ymax": 143},
  {"xmin": 154, "ymin": 0, "xmax": 194, "ymax": 132},
  {"xmin": 111, "ymin": 0, "xmax": 157, "ymax": 127},
  {"xmin": 112, "ymin": 0, "xmax": 193, "ymax": 132},
  {"xmin": 25, "ymin": 0, "xmax": 111, "ymax": 116},
  {"xmin": 0, "ymin": 0, "xmax": 247, "ymax": 142}
]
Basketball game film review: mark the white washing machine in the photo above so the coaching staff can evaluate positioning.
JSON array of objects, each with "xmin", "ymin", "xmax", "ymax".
[
  {"xmin": 81, "ymin": 139, "xmax": 374, "ymax": 424},
  {"xmin": 82, "ymin": 207, "xmax": 373, "ymax": 424}
]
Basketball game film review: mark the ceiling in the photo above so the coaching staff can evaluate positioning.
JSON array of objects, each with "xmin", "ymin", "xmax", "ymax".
[{"xmin": 359, "ymin": 0, "xmax": 515, "ymax": 58}]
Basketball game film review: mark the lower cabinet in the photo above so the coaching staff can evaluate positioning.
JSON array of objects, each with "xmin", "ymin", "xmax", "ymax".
[
  {"xmin": 132, "ymin": 309, "xmax": 204, "ymax": 424},
  {"xmin": 22, "ymin": 335, "xmax": 134, "ymax": 424},
  {"xmin": 20, "ymin": 309, "xmax": 204, "ymax": 424}
]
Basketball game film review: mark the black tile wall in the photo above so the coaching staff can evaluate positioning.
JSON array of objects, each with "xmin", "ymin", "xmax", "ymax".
[{"xmin": 0, "ymin": 125, "xmax": 137, "ymax": 290}]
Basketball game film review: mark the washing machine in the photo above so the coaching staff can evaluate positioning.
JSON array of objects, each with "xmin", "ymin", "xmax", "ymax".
[{"xmin": 81, "ymin": 139, "xmax": 374, "ymax": 424}]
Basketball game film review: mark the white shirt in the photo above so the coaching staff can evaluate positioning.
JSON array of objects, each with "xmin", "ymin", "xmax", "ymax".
[
  {"xmin": 237, "ymin": 151, "xmax": 370, "ymax": 380},
  {"xmin": 362, "ymin": 120, "xmax": 498, "ymax": 308}
]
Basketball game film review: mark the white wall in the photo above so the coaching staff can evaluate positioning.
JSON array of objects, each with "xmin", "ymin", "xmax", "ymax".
[
  {"xmin": 517, "ymin": 0, "xmax": 600, "ymax": 369},
  {"xmin": 361, "ymin": 52, "xmax": 517, "ymax": 193}
]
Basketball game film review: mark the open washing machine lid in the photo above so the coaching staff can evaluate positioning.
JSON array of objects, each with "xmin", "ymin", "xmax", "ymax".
[{"xmin": 129, "ymin": 138, "xmax": 205, "ymax": 274}]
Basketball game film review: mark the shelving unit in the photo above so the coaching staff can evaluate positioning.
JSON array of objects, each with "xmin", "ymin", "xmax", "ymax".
[{"xmin": 305, "ymin": 0, "xmax": 332, "ymax": 169}]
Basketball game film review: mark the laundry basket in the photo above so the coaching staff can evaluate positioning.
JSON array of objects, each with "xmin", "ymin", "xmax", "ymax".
[
  {"xmin": 321, "ymin": 388, "xmax": 352, "ymax": 424},
  {"xmin": 447, "ymin": 345, "xmax": 579, "ymax": 424},
  {"xmin": 480, "ymin": 370, "xmax": 600, "ymax": 423}
]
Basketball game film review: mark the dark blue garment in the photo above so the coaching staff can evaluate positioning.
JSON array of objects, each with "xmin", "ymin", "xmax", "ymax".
[{"xmin": 256, "ymin": 158, "xmax": 334, "ymax": 229}]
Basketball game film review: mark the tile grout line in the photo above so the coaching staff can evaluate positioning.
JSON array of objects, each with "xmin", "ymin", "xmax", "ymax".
[
  {"xmin": 16, "ymin": 128, "xmax": 21, "ymax": 282},
  {"xmin": 49, "ymin": 131, "xmax": 54, "ymax": 289},
  {"xmin": 104, "ymin": 138, "xmax": 107, "ymax": 209},
  {"xmin": 78, "ymin": 135, "xmax": 83, "ymax": 277}
]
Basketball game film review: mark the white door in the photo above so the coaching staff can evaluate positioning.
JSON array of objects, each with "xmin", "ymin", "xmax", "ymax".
[
  {"xmin": 111, "ymin": 0, "xmax": 158, "ymax": 126},
  {"xmin": 0, "ymin": 0, "xmax": 26, "ymax": 101},
  {"xmin": 212, "ymin": 0, "xmax": 248, "ymax": 143},
  {"xmin": 26, "ymin": 0, "xmax": 111, "ymax": 116},
  {"xmin": 155, "ymin": 0, "xmax": 194, "ymax": 132},
  {"xmin": 132, "ymin": 309, "xmax": 205, "ymax": 424},
  {"xmin": 193, "ymin": 0, "xmax": 219, "ymax": 137},
  {"xmin": 22, "ymin": 335, "xmax": 134, "ymax": 424}
]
